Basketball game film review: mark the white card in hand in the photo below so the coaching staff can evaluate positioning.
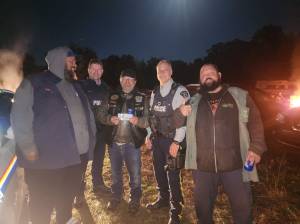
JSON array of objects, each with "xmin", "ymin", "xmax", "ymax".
[{"xmin": 118, "ymin": 113, "xmax": 133, "ymax": 121}]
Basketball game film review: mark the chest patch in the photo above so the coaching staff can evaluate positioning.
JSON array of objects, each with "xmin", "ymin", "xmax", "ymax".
[
  {"xmin": 93, "ymin": 100, "xmax": 102, "ymax": 106},
  {"xmin": 135, "ymin": 96, "xmax": 143, "ymax": 103},
  {"xmin": 154, "ymin": 105, "xmax": 167, "ymax": 112},
  {"xmin": 222, "ymin": 103, "xmax": 234, "ymax": 108}
]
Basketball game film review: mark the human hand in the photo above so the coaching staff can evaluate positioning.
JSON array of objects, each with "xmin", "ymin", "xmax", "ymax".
[
  {"xmin": 129, "ymin": 116, "xmax": 138, "ymax": 125},
  {"xmin": 246, "ymin": 150, "xmax": 261, "ymax": 164},
  {"xmin": 179, "ymin": 104, "xmax": 192, "ymax": 117},
  {"xmin": 26, "ymin": 151, "xmax": 39, "ymax": 161},
  {"xmin": 169, "ymin": 142, "xmax": 180, "ymax": 158},
  {"xmin": 110, "ymin": 116, "xmax": 120, "ymax": 125},
  {"xmin": 145, "ymin": 137, "xmax": 152, "ymax": 150}
]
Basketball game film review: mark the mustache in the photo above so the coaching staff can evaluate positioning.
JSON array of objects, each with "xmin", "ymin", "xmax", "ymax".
[{"xmin": 201, "ymin": 77, "xmax": 214, "ymax": 84}]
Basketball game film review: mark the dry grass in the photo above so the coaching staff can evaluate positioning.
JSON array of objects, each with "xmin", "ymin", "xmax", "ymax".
[{"xmin": 70, "ymin": 147, "xmax": 300, "ymax": 224}]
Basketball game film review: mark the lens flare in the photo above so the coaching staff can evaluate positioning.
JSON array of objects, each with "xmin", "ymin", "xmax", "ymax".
[{"xmin": 290, "ymin": 95, "xmax": 300, "ymax": 108}]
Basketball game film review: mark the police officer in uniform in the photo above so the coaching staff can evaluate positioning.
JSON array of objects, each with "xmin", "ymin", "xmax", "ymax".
[
  {"xmin": 146, "ymin": 60, "xmax": 190, "ymax": 224},
  {"xmin": 75, "ymin": 59, "xmax": 110, "ymax": 206},
  {"xmin": 97, "ymin": 69, "xmax": 148, "ymax": 214}
]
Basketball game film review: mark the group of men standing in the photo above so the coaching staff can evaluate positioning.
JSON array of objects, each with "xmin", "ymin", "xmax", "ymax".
[{"xmin": 10, "ymin": 46, "xmax": 267, "ymax": 224}]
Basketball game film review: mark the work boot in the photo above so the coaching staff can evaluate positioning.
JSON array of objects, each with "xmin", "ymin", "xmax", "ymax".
[
  {"xmin": 128, "ymin": 200, "xmax": 140, "ymax": 215},
  {"xmin": 146, "ymin": 198, "xmax": 169, "ymax": 210},
  {"xmin": 168, "ymin": 217, "xmax": 181, "ymax": 224},
  {"xmin": 73, "ymin": 194, "xmax": 85, "ymax": 208},
  {"xmin": 169, "ymin": 202, "xmax": 182, "ymax": 224},
  {"xmin": 93, "ymin": 183, "xmax": 111, "ymax": 194},
  {"xmin": 106, "ymin": 199, "xmax": 120, "ymax": 211}
]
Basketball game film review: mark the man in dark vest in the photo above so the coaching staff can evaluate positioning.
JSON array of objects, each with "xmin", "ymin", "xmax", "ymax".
[
  {"xmin": 74, "ymin": 58, "xmax": 110, "ymax": 207},
  {"xmin": 175, "ymin": 63, "xmax": 267, "ymax": 224},
  {"xmin": 97, "ymin": 69, "xmax": 148, "ymax": 214},
  {"xmin": 11, "ymin": 46, "xmax": 96, "ymax": 224},
  {"xmin": 145, "ymin": 60, "xmax": 190, "ymax": 224}
]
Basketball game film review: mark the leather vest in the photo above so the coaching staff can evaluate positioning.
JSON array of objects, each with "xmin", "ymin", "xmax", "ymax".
[{"xmin": 107, "ymin": 88, "xmax": 147, "ymax": 148}]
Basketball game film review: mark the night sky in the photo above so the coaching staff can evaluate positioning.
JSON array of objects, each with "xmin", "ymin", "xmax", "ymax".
[{"xmin": 1, "ymin": 0, "xmax": 300, "ymax": 62}]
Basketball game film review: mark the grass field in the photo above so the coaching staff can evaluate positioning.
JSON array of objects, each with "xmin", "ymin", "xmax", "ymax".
[{"xmin": 70, "ymin": 145, "xmax": 300, "ymax": 224}]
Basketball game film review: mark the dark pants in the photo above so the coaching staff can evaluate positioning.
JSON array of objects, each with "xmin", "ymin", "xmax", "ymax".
[
  {"xmin": 78, "ymin": 133, "xmax": 106, "ymax": 195},
  {"xmin": 92, "ymin": 133, "xmax": 106, "ymax": 186},
  {"xmin": 192, "ymin": 169, "xmax": 252, "ymax": 224},
  {"xmin": 152, "ymin": 136, "xmax": 183, "ymax": 219},
  {"xmin": 24, "ymin": 164, "xmax": 82, "ymax": 224},
  {"xmin": 109, "ymin": 143, "xmax": 142, "ymax": 202}
]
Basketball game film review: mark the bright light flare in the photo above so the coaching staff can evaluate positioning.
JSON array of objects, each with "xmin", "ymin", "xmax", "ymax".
[{"xmin": 290, "ymin": 95, "xmax": 300, "ymax": 108}]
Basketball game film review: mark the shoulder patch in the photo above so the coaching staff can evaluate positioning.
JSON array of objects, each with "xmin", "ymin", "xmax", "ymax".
[
  {"xmin": 135, "ymin": 95, "xmax": 143, "ymax": 102},
  {"xmin": 110, "ymin": 94, "xmax": 119, "ymax": 100},
  {"xmin": 136, "ymin": 91, "xmax": 146, "ymax": 96},
  {"xmin": 180, "ymin": 90, "xmax": 189, "ymax": 99}
]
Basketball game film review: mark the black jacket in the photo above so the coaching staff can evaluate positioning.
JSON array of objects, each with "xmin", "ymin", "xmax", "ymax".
[{"xmin": 96, "ymin": 87, "xmax": 149, "ymax": 148}]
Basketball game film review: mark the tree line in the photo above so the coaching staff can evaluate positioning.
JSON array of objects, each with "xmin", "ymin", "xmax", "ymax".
[{"xmin": 23, "ymin": 25, "xmax": 300, "ymax": 90}]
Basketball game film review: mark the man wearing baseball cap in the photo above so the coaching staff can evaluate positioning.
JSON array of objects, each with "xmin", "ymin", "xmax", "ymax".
[{"xmin": 97, "ymin": 69, "xmax": 149, "ymax": 214}]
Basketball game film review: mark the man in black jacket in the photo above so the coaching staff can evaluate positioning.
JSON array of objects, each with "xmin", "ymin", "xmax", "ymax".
[
  {"xmin": 175, "ymin": 63, "xmax": 267, "ymax": 224},
  {"xmin": 97, "ymin": 69, "xmax": 148, "ymax": 214},
  {"xmin": 74, "ymin": 59, "xmax": 111, "ymax": 207}
]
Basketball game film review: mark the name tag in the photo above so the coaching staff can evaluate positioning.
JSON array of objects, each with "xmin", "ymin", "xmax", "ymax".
[{"xmin": 118, "ymin": 113, "xmax": 133, "ymax": 121}]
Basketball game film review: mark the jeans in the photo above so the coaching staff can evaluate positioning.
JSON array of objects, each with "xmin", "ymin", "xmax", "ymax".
[
  {"xmin": 109, "ymin": 143, "xmax": 142, "ymax": 202},
  {"xmin": 92, "ymin": 133, "xmax": 106, "ymax": 186}
]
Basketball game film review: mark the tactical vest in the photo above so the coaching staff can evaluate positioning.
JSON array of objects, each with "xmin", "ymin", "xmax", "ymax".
[
  {"xmin": 150, "ymin": 82, "xmax": 179, "ymax": 139},
  {"xmin": 107, "ymin": 89, "xmax": 147, "ymax": 148}
]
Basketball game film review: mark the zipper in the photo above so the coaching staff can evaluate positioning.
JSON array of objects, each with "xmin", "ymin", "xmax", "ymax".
[
  {"xmin": 213, "ymin": 118, "xmax": 218, "ymax": 173},
  {"xmin": 208, "ymin": 89, "xmax": 228, "ymax": 173}
]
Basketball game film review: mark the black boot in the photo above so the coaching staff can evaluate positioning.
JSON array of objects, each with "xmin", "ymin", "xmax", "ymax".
[
  {"xmin": 128, "ymin": 199, "xmax": 140, "ymax": 215},
  {"xmin": 168, "ymin": 201, "xmax": 182, "ymax": 224},
  {"xmin": 106, "ymin": 199, "xmax": 120, "ymax": 211},
  {"xmin": 146, "ymin": 198, "xmax": 170, "ymax": 210},
  {"xmin": 168, "ymin": 217, "xmax": 181, "ymax": 224},
  {"xmin": 93, "ymin": 183, "xmax": 111, "ymax": 194},
  {"xmin": 73, "ymin": 194, "xmax": 85, "ymax": 208}
]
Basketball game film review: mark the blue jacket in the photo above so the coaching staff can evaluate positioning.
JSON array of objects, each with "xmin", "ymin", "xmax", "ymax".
[
  {"xmin": 12, "ymin": 71, "xmax": 96, "ymax": 169},
  {"xmin": 12, "ymin": 47, "xmax": 96, "ymax": 169}
]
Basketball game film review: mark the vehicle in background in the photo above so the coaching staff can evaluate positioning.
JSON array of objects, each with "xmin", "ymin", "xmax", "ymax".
[
  {"xmin": 255, "ymin": 80, "xmax": 296, "ymax": 100},
  {"xmin": 0, "ymin": 89, "xmax": 28, "ymax": 224},
  {"xmin": 185, "ymin": 83, "xmax": 201, "ymax": 95},
  {"xmin": 272, "ymin": 93, "xmax": 300, "ymax": 152}
]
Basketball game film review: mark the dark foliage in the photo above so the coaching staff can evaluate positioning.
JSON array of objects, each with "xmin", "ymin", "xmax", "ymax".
[{"xmin": 22, "ymin": 25, "xmax": 300, "ymax": 90}]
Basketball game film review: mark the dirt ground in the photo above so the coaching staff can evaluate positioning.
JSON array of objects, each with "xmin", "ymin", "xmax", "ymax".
[{"xmin": 70, "ymin": 143, "xmax": 300, "ymax": 224}]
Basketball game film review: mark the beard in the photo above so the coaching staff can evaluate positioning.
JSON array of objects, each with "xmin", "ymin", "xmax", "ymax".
[
  {"xmin": 200, "ymin": 77, "xmax": 222, "ymax": 92},
  {"xmin": 64, "ymin": 69, "xmax": 75, "ymax": 81}
]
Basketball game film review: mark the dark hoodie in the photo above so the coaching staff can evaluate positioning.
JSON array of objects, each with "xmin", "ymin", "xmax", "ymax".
[
  {"xmin": 46, "ymin": 47, "xmax": 94, "ymax": 155},
  {"xmin": 11, "ymin": 47, "xmax": 96, "ymax": 169}
]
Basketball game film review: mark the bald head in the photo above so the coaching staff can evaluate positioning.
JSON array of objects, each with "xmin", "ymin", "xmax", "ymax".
[
  {"xmin": 199, "ymin": 63, "xmax": 222, "ymax": 93},
  {"xmin": 156, "ymin": 60, "xmax": 173, "ymax": 85},
  {"xmin": 0, "ymin": 49, "xmax": 23, "ymax": 92}
]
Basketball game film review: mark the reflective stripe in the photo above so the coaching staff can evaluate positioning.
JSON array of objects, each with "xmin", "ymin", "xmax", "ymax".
[{"xmin": 0, "ymin": 155, "xmax": 17, "ymax": 201}]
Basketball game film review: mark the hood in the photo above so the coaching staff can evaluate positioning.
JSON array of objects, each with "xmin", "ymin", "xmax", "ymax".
[{"xmin": 45, "ymin": 46, "xmax": 75, "ymax": 79}]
